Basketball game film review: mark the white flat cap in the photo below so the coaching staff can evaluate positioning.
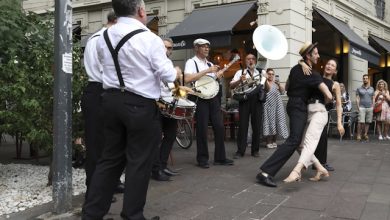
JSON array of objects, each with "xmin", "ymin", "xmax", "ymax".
[{"xmin": 193, "ymin": 38, "xmax": 210, "ymax": 46}]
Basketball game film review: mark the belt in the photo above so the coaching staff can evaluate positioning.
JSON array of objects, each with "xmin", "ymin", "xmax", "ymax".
[{"xmin": 307, "ymin": 98, "xmax": 324, "ymax": 104}]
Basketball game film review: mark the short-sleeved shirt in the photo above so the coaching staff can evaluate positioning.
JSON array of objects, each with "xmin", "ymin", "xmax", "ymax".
[
  {"xmin": 230, "ymin": 68, "xmax": 260, "ymax": 84},
  {"xmin": 184, "ymin": 56, "xmax": 216, "ymax": 79},
  {"xmin": 356, "ymin": 85, "xmax": 374, "ymax": 108},
  {"xmin": 286, "ymin": 64, "xmax": 323, "ymax": 103}
]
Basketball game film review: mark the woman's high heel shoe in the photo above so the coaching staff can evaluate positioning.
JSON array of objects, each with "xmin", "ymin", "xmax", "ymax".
[
  {"xmin": 309, "ymin": 169, "xmax": 329, "ymax": 181},
  {"xmin": 283, "ymin": 170, "xmax": 301, "ymax": 183}
]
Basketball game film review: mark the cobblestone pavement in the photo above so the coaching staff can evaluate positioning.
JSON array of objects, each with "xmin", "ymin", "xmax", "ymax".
[{"xmin": 3, "ymin": 137, "xmax": 390, "ymax": 220}]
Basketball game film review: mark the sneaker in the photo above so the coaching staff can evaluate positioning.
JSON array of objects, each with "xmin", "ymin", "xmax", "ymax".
[
  {"xmin": 363, "ymin": 134, "xmax": 369, "ymax": 141},
  {"xmin": 385, "ymin": 136, "xmax": 390, "ymax": 140},
  {"xmin": 272, "ymin": 143, "xmax": 277, "ymax": 148},
  {"xmin": 379, "ymin": 135, "xmax": 384, "ymax": 140},
  {"xmin": 266, "ymin": 144, "xmax": 274, "ymax": 149},
  {"xmin": 356, "ymin": 136, "xmax": 361, "ymax": 141}
]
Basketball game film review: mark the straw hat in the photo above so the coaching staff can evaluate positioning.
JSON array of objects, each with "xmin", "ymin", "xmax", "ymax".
[{"xmin": 299, "ymin": 42, "xmax": 318, "ymax": 57}]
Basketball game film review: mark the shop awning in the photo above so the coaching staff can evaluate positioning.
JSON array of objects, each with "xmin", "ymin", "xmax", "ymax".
[
  {"xmin": 314, "ymin": 8, "xmax": 380, "ymax": 65},
  {"xmin": 167, "ymin": 1, "xmax": 257, "ymax": 49},
  {"xmin": 369, "ymin": 35, "xmax": 390, "ymax": 53}
]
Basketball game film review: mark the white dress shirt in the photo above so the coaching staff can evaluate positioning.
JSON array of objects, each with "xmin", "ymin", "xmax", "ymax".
[
  {"xmin": 160, "ymin": 82, "xmax": 174, "ymax": 97},
  {"xmin": 97, "ymin": 17, "xmax": 176, "ymax": 99},
  {"xmin": 230, "ymin": 68, "xmax": 260, "ymax": 84},
  {"xmin": 84, "ymin": 27, "xmax": 107, "ymax": 83},
  {"xmin": 184, "ymin": 56, "xmax": 216, "ymax": 79}
]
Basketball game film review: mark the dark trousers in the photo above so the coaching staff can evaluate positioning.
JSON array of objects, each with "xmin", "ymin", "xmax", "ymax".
[
  {"xmin": 81, "ymin": 82, "xmax": 104, "ymax": 188},
  {"xmin": 152, "ymin": 116, "xmax": 177, "ymax": 172},
  {"xmin": 82, "ymin": 90, "xmax": 161, "ymax": 220},
  {"xmin": 237, "ymin": 96, "xmax": 261, "ymax": 155},
  {"xmin": 260, "ymin": 98, "xmax": 308, "ymax": 177},
  {"xmin": 195, "ymin": 96, "xmax": 226, "ymax": 163},
  {"xmin": 314, "ymin": 124, "xmax": 328, "ymax": 164}
]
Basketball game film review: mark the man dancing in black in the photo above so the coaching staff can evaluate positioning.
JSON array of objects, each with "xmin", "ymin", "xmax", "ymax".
[{"xmin": 256, "ymin": 42, "xmax": 332, "ymax": 187}]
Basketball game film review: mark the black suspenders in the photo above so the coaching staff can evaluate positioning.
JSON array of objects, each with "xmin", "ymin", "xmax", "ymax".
[{"xmin": 103, "ymin": 29, "xmax": 146, "ymax": 92}]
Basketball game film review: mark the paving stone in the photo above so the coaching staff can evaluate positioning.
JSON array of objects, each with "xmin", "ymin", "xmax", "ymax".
[
  {"xmin": 263, "ymin": 207, "xmax": 322, "ymax": 220},
  {"xmin": 326, "ymin": 194, "xmax": 367, "ymax": 219},
  {"xmin": 282, "ymin": 193, "xmax": 332, "ymax": 211},
  {"xmin": 235, "ymin": 203, "xmax": 275, "ymax": 220},
  {"xmin": 367, "ymin": 183, "xmax": 390, "ymax": 205},
  {"xmin": 339, "ymin": 182, "xmax": 372, "ymax": 195},
  {"xmin": 360, "ymin": 202, "xmax": 390, "ymax": 220}
]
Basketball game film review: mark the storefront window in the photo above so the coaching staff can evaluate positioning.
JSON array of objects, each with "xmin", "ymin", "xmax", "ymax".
[{"xmin": 375, "ymin": 0, "xmax": 385, "ymax": 20}]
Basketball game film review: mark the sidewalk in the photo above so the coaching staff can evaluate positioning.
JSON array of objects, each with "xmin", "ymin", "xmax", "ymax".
[{"xmin": 2, "ymin": 137, "xmax": 390, "ymax": 220}]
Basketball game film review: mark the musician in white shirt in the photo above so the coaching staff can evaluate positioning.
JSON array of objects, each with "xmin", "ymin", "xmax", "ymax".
[
  {"xmin": 82, "ymin": 0, "xmax": 181, "ymax": 219},
  {"xmin": 230, "ymin": 53, "xmax": 263, "ymax": 159},
  {"xmin": 81, "ymin": 11, "xmax": 126, "ymax": 198},
  {"xmin": 184, "ymin": 38, "xmax": 234, "ymax": 168}
]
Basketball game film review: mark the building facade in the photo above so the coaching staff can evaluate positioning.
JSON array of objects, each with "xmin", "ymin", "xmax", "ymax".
[{"xmin": 23, "ymin": 0, "xmax": 390, "ymax": 104}]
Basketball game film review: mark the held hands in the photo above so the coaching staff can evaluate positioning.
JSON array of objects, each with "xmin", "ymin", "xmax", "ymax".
[{"xmin": 240, "ymin": 75, "xmax": 246, "ymax": 82}]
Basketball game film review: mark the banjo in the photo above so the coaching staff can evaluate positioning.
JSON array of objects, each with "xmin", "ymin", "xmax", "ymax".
[{"xmin": 192, "ymin": 54, "xmax": 240, "ymax": 99}]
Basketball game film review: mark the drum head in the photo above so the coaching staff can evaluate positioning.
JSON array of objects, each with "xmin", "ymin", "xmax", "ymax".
[{"xmin": 194, "ymin": 76, "xmax": 219, "ymax": 99}]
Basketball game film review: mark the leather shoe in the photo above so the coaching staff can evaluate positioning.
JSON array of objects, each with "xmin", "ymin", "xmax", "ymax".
[
  {"xmin": 213, "ymin": 158, "xmax": 234, "ymax": 166},
  {"xmin": 114, "ymin": 182, "xmax": 125, "ymax": 193},
  {"xmin": 312, "ymin": 163, "xmax": 335, "ymax": 172},
  {"xmin": 197, "ymin": 162, "xmax": 210, "ymax": 169},
  {"xmin": 151, "ymin": 170, "xmax": 171, "ymax": 181},
  {"xmin": 256, "ymin": 172, "xmax": 277, "ymax": 187},
  {"xmin": 233, "ymin": 152, "xmax": 243, "ymax": 159},
  {"xmin": 251, "ymin": 152, "xmax": 260, "ymax": 157},
  {"xmin": 163, "ymin": 167, "xmax": 179, "ymax": 176}
]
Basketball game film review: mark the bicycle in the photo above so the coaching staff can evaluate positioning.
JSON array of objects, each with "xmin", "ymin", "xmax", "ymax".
[{"xmin": 176, "ymin": 118, "xmax": 193, "ymax": 149}]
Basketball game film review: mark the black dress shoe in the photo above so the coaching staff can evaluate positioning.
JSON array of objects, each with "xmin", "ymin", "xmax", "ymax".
[
  {"xmin": 163, "ymin": 167, "xmax": 179, "ymax": 176},
  {"xmin": 151, "ymin": 170, "xmax": 171, "ymax": 181},
  {"xmin": 251, "ymin": 152, "xmax": 260, "ymax": 158},
  {"xmin": 233, "ymin": 152, "xmax": 243, "ymax": 159},
  {"xmin": 213, "ymin": 158, "xmax": 234, "ymax": 166},
  {"xmin": 312, "ymin": 163, "xmax": 335, "ymax": 172},
  {"xmin": 256, "ymin": 172, "xmax": 277, "ymax": 187},
  {"xmin": 114, "ymin": 182, "xmax": 125, "ymax": 193},
  {"xmin": 324, "ymin": 163, "xmax": 335, "ymax": 171},
  {"xmin": 197, "ymin": 162, "xmax": 210, "ymax": 169}
]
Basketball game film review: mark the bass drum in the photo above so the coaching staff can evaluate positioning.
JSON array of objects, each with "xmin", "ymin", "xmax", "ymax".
[{"xmin": 194, "ymin": 76, "xmax": 219, "ymax": 99}]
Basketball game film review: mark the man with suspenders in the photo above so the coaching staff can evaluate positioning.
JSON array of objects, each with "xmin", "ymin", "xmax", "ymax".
[
  {"xmin": 230, "ymin": 53, "xmax": 265, "ymax": 159},
  {"xmin": 184, "ymin": 38, "xmax": 234, "ymax": 169},
  {"xmin": 82, "ymin": 0, "xmax": 181, "ymax": 219}
]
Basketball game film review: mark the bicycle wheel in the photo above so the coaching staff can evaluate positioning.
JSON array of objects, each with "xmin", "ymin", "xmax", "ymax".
[{"xmin": 176, "ymin": 119, "xmax": 193, "ymax": 149}]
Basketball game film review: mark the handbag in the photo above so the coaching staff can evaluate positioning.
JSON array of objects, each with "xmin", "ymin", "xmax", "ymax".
[{"xmin": 374, "ymin": 102, "xmax": 382, "ymax": 113}]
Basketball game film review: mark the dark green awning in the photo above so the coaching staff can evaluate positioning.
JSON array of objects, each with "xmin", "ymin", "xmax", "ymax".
[{"xmin": 167, "ymin": 1, "xmax": 256, "ymax": 49}]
